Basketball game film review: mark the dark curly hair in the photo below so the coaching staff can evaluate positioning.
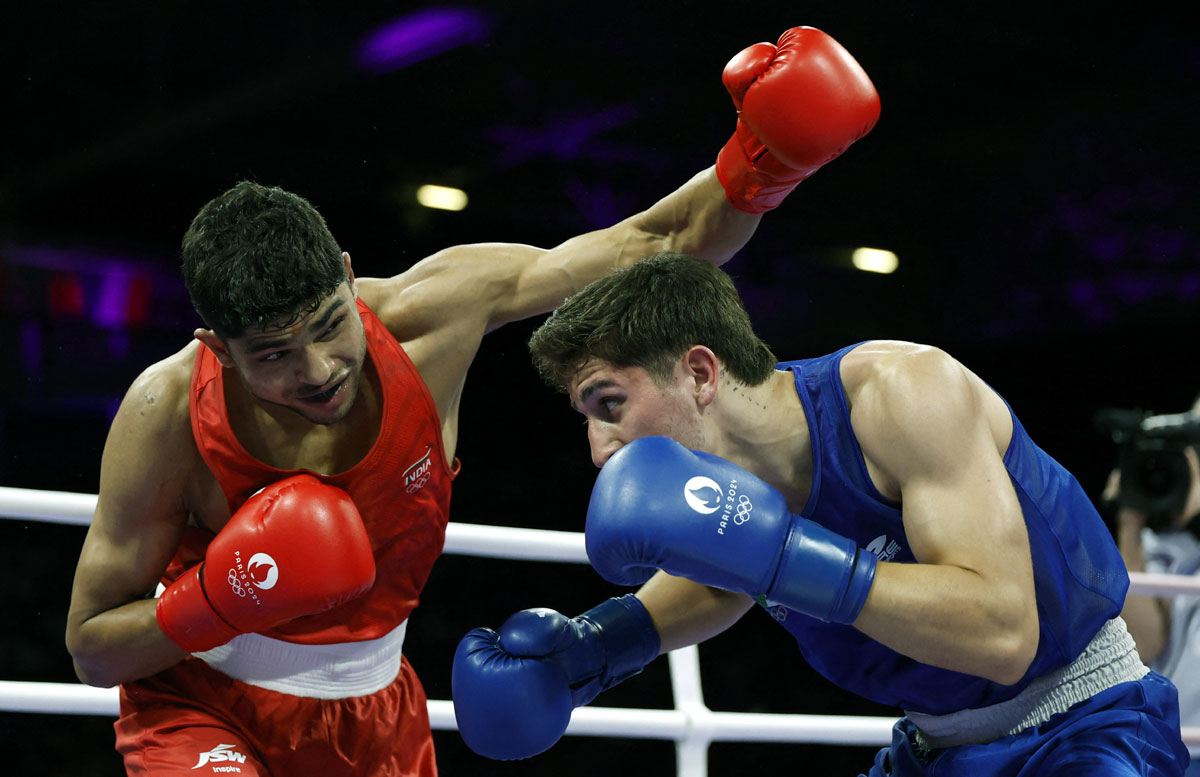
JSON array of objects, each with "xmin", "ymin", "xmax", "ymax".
[{"xmin": 181, "ymin": 181, "xmax": 347, "ymax": 339}]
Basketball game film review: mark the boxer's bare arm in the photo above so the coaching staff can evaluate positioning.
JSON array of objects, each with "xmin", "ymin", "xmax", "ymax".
[
  {"xmin": 360, "ymin": 167, "xmax": 758, "ymax": 452},
  {"xmin": 65, "ymin": 346, "xmax": 198, "ymax": 687},
  {"xmin": 635, "ymin": 571, "xmax": 755, "ymax": 654},
  {"xmin": 844, "ymin": 342, "xmax": 1040, "ymax": 685}
]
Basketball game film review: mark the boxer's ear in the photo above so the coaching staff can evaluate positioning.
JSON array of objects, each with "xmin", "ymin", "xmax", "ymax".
[
  {"xmin": 343, "ymin": 252, "xmax": 357, "ymax": 296},
  {"xmin": 195, "ymin": 329, "xmax": 235, "ymax": 368}
]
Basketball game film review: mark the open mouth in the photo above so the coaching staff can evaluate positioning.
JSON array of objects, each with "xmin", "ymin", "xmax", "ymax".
[{"xmin": 301, "ymin": 378, "xmax": 346, "ymax": 404}]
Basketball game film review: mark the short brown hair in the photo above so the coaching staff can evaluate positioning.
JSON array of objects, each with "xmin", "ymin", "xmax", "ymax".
[{"xmin": 528, "ymin": 252, "xmax": 776, "ymax": 391}]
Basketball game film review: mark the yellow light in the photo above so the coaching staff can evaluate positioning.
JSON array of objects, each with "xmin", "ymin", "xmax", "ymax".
[
  {"xmin": 851, "ymin": 247, "xmax": 899, "ymax": 274},
  {"xmin": 416, "ymin": 185, "xmax": 468, "ymax": 211}
]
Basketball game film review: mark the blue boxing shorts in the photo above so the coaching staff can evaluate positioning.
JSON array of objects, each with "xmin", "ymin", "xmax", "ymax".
[{"xmin": 864, "ymin": 671, "xmax": 1187, "ymax": 777}]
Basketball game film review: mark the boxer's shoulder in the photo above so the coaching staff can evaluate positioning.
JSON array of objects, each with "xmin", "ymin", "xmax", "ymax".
[
  {"xmin": 356, "ymin": 251, "xmax": 518, "ymax": 415},
  {"xmin": 358, "ymin": 243, "xmax": 535, "ymax": 335},
  {"xmin": 90, "ymin": 344, "xmax": 212, "ymax": 546},
  {"xmin": 107, "ymin": 342, "xmax": 207, "ymax": 490},
  {"xmin": 121, "ymin": 341, "xmax": 197, "ymax": 430}
]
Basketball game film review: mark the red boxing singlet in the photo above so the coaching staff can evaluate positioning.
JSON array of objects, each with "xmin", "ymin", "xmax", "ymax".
[{"xmin": 172, "ymin": 297, "xmax": 457, "ymax": 645}]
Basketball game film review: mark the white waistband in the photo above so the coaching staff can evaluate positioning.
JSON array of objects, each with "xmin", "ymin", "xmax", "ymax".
[
  {"xmin": 905, "ymin": 617, "xmax": 1149, "ymax": 749},
  {"xmin": 193, "ymin": 620, "xmax": 408, "ymax": 699}
]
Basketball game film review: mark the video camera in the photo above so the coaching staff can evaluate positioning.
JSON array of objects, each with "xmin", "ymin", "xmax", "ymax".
[{"xmin": 1095, "ymin": 407, "xmax": 1200, "ymax": 531}]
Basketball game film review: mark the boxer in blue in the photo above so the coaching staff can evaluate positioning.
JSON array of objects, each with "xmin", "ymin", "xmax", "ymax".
[{"xmin": 453, "ymin": 253, "xmax": 1190, "ymax": 776}]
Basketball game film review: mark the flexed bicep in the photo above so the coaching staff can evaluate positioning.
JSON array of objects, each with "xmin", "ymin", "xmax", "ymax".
[{"xmin": 843, "ymin": 343, "xmax": 1037, "ymax": 684}]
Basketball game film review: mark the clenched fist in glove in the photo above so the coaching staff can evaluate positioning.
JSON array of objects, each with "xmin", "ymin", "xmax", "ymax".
[
  {"xmin": 716, "ymin": 26, "xmax": 880, "ymax": 213},
  {"xmin": 156, "ymin": 474, "xmax": 376, "ymax": 653},
  {"xmin": 452, "ymin": 595, "xmax": 660, "ymax": 760}
]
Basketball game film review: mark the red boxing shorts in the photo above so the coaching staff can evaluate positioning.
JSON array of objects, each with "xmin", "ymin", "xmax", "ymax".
[{"xmin": 114, "ymin": 655, "xmax": 436, "ymax": 776}]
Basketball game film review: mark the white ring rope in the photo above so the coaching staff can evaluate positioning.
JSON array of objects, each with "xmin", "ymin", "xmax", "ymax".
[
  {"xmin": 4, "ymin": 485, "xmax": 1200, "ymax": 775},
  {"xmin": 4, "ymin": 485, "xmax": 1196, "ymax": 594},
  {"xmin": 0, "ymin": 485, "xmax": 589, "ymax": 562}
]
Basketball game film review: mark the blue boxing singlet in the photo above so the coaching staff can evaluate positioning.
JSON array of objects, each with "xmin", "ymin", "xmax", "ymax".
[{"xmin": 768, "ymin": 343, "xmax": 1129, "ymax": 714}]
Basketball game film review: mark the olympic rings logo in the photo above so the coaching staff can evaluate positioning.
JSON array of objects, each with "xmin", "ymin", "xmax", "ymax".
[
  {"xmin": 227, "ymin": 568, "xmax": 247, "ymax": 597},
  {"xmin": 733, "ymin": 494, "xmax": 753, "ymax": 525},
  {"xmin": 405, "ymin": 472, "xmax": 430, "ymax": 494}
]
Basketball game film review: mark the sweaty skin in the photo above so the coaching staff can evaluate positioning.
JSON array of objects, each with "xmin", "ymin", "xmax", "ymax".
[
  {"xmin": 65, "ymin": 170, "xmax": 761, "ymax": 688},
  {"xmin": 569, "ymin": 341, "xmax": 1037, "ymax": 685}
]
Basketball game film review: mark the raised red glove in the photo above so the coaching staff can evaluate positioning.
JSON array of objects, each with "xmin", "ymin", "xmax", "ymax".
[
  {"xmin": 715, "ymin": 26, "xmax": 880, "ymax": 213},
  {"xmin": 156, "ymin": 474, "xmax": 376, "ymax": 653}
]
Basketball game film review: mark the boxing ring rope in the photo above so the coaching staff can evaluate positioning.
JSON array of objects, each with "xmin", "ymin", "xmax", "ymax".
[{"xmin": 4, "ymin": 486, "xmax": 1200, "ymax": 775}]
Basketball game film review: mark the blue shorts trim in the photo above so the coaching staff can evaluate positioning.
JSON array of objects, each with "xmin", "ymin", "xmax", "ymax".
[{"xmin": 863, "ymin": 672, "xmax": 1188, "ymax": 777}]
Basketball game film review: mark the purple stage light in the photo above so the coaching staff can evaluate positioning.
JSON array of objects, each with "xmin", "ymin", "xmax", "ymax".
[
  {"xmin": 5, "ymin": 244, "xmax": 163, "ymax": 328},
  {"xmin": 354, "ymin": 7, "xmax": 489, "ymax": 74},
  {"xmin": 94, "ymin": 270, "xmax": 131, "ymax": 329}
]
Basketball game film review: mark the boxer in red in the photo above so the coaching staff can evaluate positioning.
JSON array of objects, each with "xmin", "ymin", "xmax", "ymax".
[{"xmin": 63, "ymin": 25, "xmax": 880, "ymax": 776}]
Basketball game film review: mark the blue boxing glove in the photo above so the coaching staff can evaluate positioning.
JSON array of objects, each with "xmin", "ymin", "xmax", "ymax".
[
  {"xmin": 586, "ymin": 436, "xmax": 876, "ymax": 624},
  {"xmin": 452, "ymin": 594, "xmax": 660, "ymax": 760}
]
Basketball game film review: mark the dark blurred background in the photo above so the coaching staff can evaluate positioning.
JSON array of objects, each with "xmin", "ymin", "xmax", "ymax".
[{"xmin": 2, "ymin": 1, "xmax": 1197, "ymax": 773}]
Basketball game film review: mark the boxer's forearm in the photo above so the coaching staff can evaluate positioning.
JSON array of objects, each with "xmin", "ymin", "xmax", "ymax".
[
  {"xmin": 853, "ymin": 561, "xmax": 1037, "ymax": 686},
  {"xmin": 68, "ymin": 599, "xmax": 187, "ymax": 688},
  {"xmin": 627, "ymin": 168, "xmax": 761, "ymax": 267},
  {"xmin": 635, "ymin": 571, "xmax": 754, "ymax": 654},
  {"xmin": 516, "ymin": 168, "xmax": 758, "ymax": 307}
]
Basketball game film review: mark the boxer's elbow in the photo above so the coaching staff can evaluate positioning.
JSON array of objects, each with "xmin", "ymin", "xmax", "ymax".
[
  {"xmin": 72, "ymin": 658, "xmax": 120, "ymax": 689},
  {"xmin": 985, "ymin": 608, "xmax": 1039, "ymax": 686},
  {"xmin": 67, "ymin": 641, "xmax": 121, "ymax": 689},
  {"xmin": 66, "ymin": 621, "xmax": 131, "ymax": 689}
]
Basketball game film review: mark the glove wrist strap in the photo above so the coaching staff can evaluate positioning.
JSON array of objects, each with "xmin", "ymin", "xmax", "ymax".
[
  {"xmin": 766, "ymin": 519, "xmax": 877, "ymax": 624},
  {"xmin": 156, "ymin": 563, "xmax": 239, "ymax": 653},
  {"xmin": 576, "ymin": 594, "xmax": 661, "ymax": 697},
  {"xmin": 715, "ymin": 124, "xmax": 808, "ymax": 214}
]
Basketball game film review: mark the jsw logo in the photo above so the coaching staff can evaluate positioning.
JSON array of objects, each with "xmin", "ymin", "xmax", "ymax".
[{"xmin": 193, "ymin": 744, "xmax": 248, "ymax": 769}]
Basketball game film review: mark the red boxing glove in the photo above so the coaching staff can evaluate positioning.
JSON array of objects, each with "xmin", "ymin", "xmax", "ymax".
[
  {"xmin": 156, "ymin": 474, "xmax": 376, "ymax": 653},
  {"xmin": 715, "ymin": 26, "xmax": 881, "ymax": 213}
]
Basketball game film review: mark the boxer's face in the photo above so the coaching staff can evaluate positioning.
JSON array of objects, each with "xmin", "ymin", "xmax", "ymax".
[
  {"xmin": 217, "ymin": 281, "xmax": 368, "ymax": 425},
  {"xmin": 567, "ymin": 357, "xmax": 706, "ymax": 468}
]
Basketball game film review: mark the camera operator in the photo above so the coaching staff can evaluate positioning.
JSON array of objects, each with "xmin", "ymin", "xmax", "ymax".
[{"xmin": 1100, "ymin": 397, "xmax": 1200, "ymax": 774}]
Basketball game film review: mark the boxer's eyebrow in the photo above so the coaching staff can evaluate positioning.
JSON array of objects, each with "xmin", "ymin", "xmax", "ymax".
[
  {"xmin": 244, "ymin": 299, "xmax": 347, "ymax": 354},
  {"xmin": 308, "ymin": 298, "xmax": 345, "ymax": 332},
  {"xmin": 245, "ymin": 336, "xmax": 291, "ymax": 355},
  {"xmin": 572, "ymin": 379, "xmax": 616, "ymax": 412}
]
